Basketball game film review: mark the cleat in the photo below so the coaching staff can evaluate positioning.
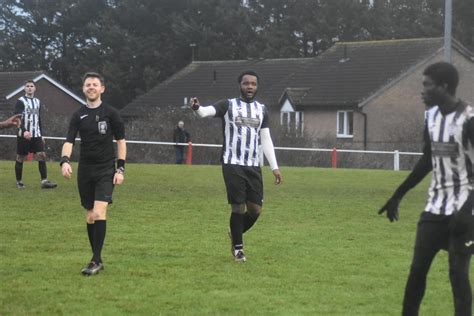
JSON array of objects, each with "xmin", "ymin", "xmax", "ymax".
[
  {"xmin": 41, "ymin": 180, "xmax": 57, "ymax": 189},
  {"xmin": 16, "ymin": 181, "xmax": 25, "ymax": 189},
  {"xmin": 228, "ymin": 230, "xmax": 234, "ymax": 256},
  {"xmin": 234, "ymin": 250, "xmax": 246, "ymax": 263},
  {"xmin": 81, "ymin": 261, "xmax": 103, "ymax": 276}
]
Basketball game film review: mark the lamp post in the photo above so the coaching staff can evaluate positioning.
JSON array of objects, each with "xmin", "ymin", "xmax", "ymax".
[
  {"xmin": 190, "ymin": 43, "xmax": 197, "ymax": 61},
  {"xmin": 444, "ymin": 0, "xmax": 452, "ymax": 62}
]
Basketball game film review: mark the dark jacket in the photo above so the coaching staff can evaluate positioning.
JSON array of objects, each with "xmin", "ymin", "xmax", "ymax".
[{"xmin": 173, "ymin": 127, "xmax": 190, "ymax": 147}]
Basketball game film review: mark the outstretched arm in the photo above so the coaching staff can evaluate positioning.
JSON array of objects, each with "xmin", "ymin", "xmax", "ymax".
[
  {"xmin": 190, "ymin": 97, "xmax": 216, "ymax": 118},
  {"xmin": 0, "ymin": 114, "xmax": 21, "ymax": 130}
]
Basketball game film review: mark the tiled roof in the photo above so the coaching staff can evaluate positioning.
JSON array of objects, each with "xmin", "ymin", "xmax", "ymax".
[
  {"xmin": 120, "ymin": 38, "xmax": 472, "ymax": 117},
  {"xmin": 0, "ymin": 71, "xmax": 44, "ymax": 99},
  {"xmin": 121, "ymin": 58, "xmax": 312, "ymax": 117}
]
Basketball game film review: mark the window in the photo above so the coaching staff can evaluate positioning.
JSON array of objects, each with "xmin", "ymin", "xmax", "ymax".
[
  {"xmin": 280, "ymin": 111, "xmax": 304, "ymax": 136},
  {"xmin": 337, "ymin": 111, "xmax": 353, "ymax": 138}
]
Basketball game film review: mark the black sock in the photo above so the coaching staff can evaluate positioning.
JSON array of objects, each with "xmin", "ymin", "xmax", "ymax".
[
  {"xmin": 38, "ymin": 161, "xmax": 47, "ymax": 180},
  {"xmin": 230, "ymin": 213, "xmax": 244, "ymax": 250},
  {"xmin": 15, "ymin": 161, "xmax": 23, "ymax": 182},
  {"xmin": 87, "ymin": 223, "xmax": 95, "ymax": 257},
  {"xmin": 243, "ymin": 212, "xmax": 260, "ymax": 233},
  {"xmin": 92, "ymin": 220, "xmax": 106, "ymax": 264}
]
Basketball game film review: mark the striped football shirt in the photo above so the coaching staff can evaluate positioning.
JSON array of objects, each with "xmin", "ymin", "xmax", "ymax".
[
  {"xmin": 424, "ymin": 103, "xmax": 474, "ymax": 215},
  {"xmin": 15, "ymin": 96, "xmax": 43, "ymax": 138},
  {"xmin": 213, "ymin": 98, "xmax": 269, "ymax": 166}
]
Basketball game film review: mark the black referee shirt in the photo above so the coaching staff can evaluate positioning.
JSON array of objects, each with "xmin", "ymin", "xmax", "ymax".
[{"xmin": 66, "ymin": 103, "xmax": 125, "ymax": 165}]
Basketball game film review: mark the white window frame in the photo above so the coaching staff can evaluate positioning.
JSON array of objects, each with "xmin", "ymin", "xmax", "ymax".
[
  {"xmin": 280, "ymin": 111, "xmax": 304, "ymax": 137},
  {"xmin": 337, "ymin": 110, "xmax": 353, "ymax": 138}
]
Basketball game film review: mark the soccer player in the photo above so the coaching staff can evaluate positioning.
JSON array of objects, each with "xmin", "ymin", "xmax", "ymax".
[
  {"xmin": 13, "ymin": 80, "xmax": 57, "ymax": 189},
  {"xmin": 190, "ymin": 70, "xmax": 282, "ymax": 262},
  {"xmin": 379, "ymin": 62, "xmax": 473, "ymax": 316},
  {"xmin": 60, "ymin": 72, "xmax": 126, "ymax": 276},
  {"xmin": 0, "ymin": 114, "xmax": 21, "ymax": 129}
]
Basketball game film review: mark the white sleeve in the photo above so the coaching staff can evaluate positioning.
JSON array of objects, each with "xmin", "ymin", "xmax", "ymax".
[
  {"xmin": 260, "ymin": 128, "xmax": 279, "ymax": 170},
  {"xmin": 195, "ymin": 106, "xmax": 216, "ymax": 118}
]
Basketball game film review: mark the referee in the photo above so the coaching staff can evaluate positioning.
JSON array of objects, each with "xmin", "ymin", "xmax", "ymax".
[
  {"xmin": 191, "ymin": 70, "xmax": 282, "ymax": 262},
  {"xmin": 379, "ymin": 62, "xmax": 473, "ymax": 316},
  {"xmin": 60, "ymin": 72, "xmax": 126, "ymax": 276}
]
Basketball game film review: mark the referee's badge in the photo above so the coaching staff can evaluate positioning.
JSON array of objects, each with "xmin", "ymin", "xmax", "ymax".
[{"xmin": 98, "ymin": 121, "xmax": 107, "ymax": 134}]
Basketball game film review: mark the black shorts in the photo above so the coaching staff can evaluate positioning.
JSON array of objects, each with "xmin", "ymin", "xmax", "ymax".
[
  {"xmin": 77, "ymin": 161, "xmax": 115, "ymax": 210},
  {"xmin": 17, "ymin": 137, "xmax": 44, "ymax": 155},
  {"xmin": 222, "ymin": 164, "xmax": 263, "ymax": 206},
  {"xmin": 415, "ymin": 197, "xmax": 473, "ymax": 255}
]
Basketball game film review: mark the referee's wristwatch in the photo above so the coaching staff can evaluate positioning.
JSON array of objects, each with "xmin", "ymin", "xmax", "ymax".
[{"xmin": 116, "ymin": 167, "xmax": 125, "ymax": 174}]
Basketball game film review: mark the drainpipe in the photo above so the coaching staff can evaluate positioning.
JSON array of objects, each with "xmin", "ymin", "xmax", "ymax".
[{"xmin": 358, "ymin": 109, "xmax": 368, "ymax": 150}]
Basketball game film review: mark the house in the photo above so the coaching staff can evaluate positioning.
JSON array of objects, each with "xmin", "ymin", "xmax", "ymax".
[
  {"xmin": 0, "ymin": 71, "xmax": 85, "ymax": 160},
  {"xmin": 121, "ymin": 38, "xmax": 473, "ymax": 157},
  {"xmin": 274, "ymin": 38, "xmax": 474, "ymax": 152}
]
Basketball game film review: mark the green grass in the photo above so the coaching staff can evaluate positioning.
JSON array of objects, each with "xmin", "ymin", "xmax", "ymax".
[{"xmin": 0, "ymin": 161, "xmax": 457, "ymax": 315}]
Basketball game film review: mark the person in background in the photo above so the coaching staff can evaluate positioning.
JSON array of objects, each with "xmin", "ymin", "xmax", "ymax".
[{"xmin": 173, "ymin": 120, "xmax": 191, "ymax": 164}]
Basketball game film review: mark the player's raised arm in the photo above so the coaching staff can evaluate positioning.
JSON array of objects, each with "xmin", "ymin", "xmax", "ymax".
[{"xmin": 189, "ymin": 97, "xmax": 217, "ymax": 117}]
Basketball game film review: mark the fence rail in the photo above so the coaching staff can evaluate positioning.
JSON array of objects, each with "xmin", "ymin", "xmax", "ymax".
[{"xmin": 0, "ymin": 134, "xmax": 422, "ymax": 171}]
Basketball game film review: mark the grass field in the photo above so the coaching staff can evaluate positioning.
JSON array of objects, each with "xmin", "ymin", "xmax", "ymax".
[{"xmin": 0, "ymin": 161, "xmax": 460, "ymax": 315}]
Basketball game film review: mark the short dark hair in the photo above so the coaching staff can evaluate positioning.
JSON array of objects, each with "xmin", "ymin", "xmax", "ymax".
[
  {"xmin": 423, "ymin": 62, "xmax": 459, "ymax": 95},
  {"xmin": 24, "ymin": 80, "xmax": 35, "ymax": 86},
  {"xmin": 237, "ymin": 70, "xmax": 259, "ymax": 84},
  {"xmin": 82, "ymin": 72, "xmax": 105, "ymax": 85}
]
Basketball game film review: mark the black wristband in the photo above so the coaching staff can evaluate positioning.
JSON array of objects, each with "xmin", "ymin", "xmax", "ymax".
[
  {"xmin": 60, "ymin": 156, "xmax": 70, "ymax": 167},
  {"xmin": 117, "ymin": 159, "xmax": 125, "ymax": 169}
]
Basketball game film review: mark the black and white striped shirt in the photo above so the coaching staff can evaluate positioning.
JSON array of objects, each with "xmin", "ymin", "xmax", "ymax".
[
  {"xmin": 424, "ymin": 103, "xmax": 474, "ymax": 215},
  {"xmin": 213, "ymin": 98, "xmax": 269, "ymax": 166},
  {"xmin": 14, "ymin": 96, "xmax": 42, "ymax": 138}
]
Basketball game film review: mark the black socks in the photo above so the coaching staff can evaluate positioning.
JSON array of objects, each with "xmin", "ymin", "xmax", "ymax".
[
  {"xmin": 38, "ymin": 160, "xmax": 47, "ymax": 180},
  {"xmin": 15, "ymin": 161, "xmax": 23, "ymax": 181},
  {"xmin": 230, "ymin": 213, "xmax": 244, "ymax": 250},
  {"xmin": 89, "ymin": 220, "xmax": 106, "ymax": 264},
  {"xmin": 243, "ymin": 212, "xmax": 260, "ymax": 233},
  {"xmin": 87, "ymin": 223, "xmax": 95, "ymax": 254},
  {"xmin": 15, "ymin": 160, "xmax": 48, "ymax": 182}
]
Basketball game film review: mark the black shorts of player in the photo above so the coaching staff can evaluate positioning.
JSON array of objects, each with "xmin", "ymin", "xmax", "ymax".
[
  {"xmin": 17, "ymin": 137, "xmax": 45, "ymax": 155},
  {"xmin": 77, "ymin": 160, "xmax": 115, "ymax": 210},
  {"xmin": 222, "ymin": 164, "xmax": 263, "ymax": 206},
  {"xmin": 415, "ymin": 198, "xmax": 473, "ymax": 255}
]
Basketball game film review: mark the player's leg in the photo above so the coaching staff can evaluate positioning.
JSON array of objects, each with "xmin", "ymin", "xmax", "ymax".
[
  {"xmin": 31, "ymin": 138, "xmax": 56, "ymax": 189},
  {"xmin": 15, "ymin": 137, "xmax": 29, "ymax": 188},
  {"xmin": 244, "ymin": 202, "xmax": 261, "ymax": 233},
  {"xmin": 402, "ymin": 245, "xmax": 438, "ymax": 316},
  {"xmin": 230, "ymin": 203, "xmax": 246, "ymax": 261},
  {"xmin": 15, "ymin": 154, "xmax": 27, "ymax": 188},
  {"xmin": 448, "ymin": 251, "xmax": 472, "ymax": 316},
  {"xmin": 222, "ymin": 164, "xmax": 247, "ymax": 261},
  {"xmin": 448, "ymin": 195, "xmax": 473, "ymax": 316},
  {"xmin": 85, "ymin": 209, "xmax": 95, "ymax": 260},
  {"xmin": 78, "ymin": 164, "xmax": 102, "ymax": 275},
  {"xmin": 243, "ymin": 166, "xmax": 264, "ymax": 233},
  {"xmin": 86, "ymin": 162, "xmax": 115, "ymax": 273},
  {"xmin": 90, "ymin": 201, "xmax": 108, "ymax": 267},
  {"xmin": 402, "ymin": 215, "xmax": 445, "ymax": 316}
]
